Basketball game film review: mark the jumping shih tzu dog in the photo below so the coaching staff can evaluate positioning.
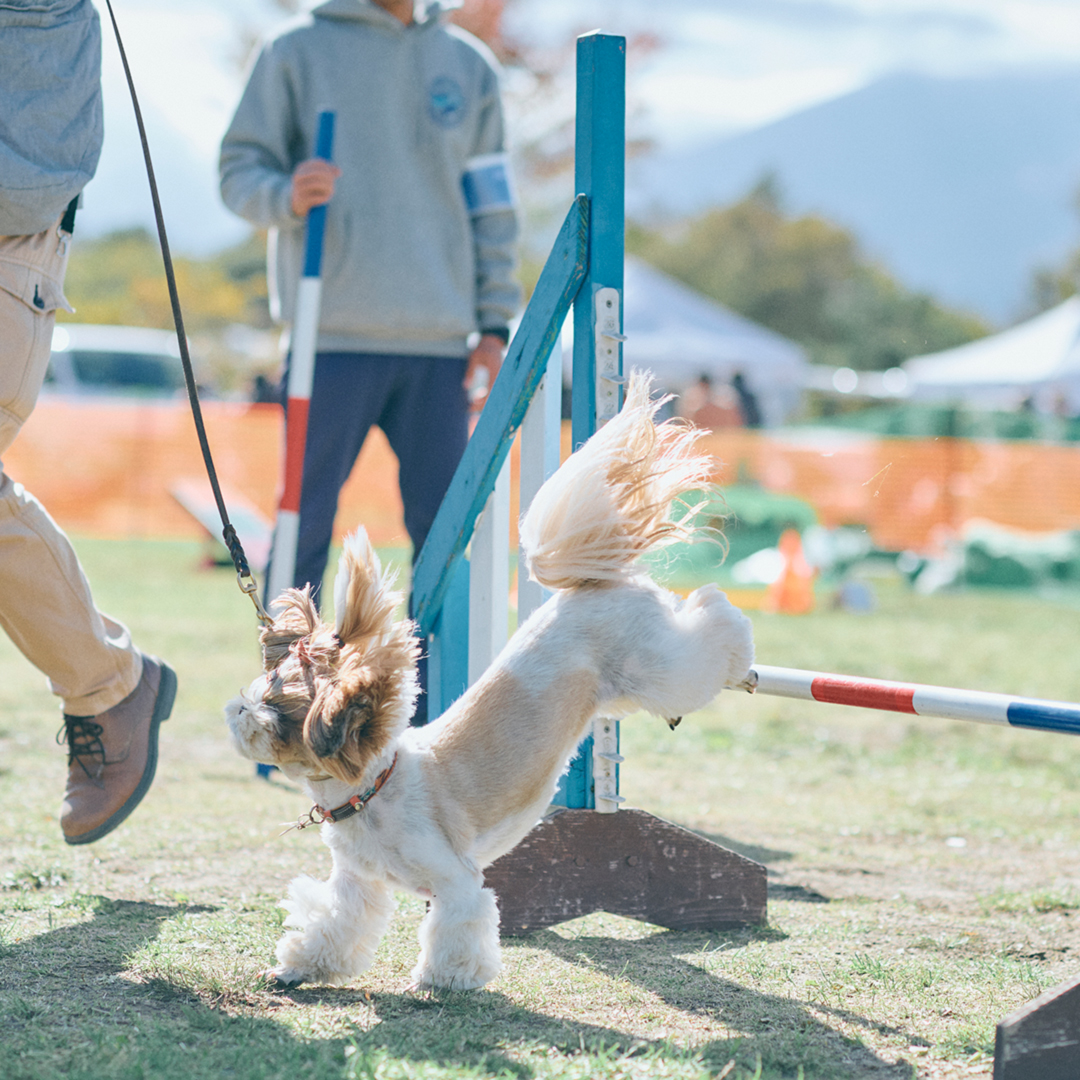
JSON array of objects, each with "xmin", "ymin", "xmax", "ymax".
[{"xmin": 225, "ymin": 373, "xmax": 754, "ymax": 991}]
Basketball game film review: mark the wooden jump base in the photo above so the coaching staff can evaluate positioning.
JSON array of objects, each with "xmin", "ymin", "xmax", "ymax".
[
  {"xmin": 485, "ymin": 809, "xmax": 766, "ymax": 935},
  {"xmin": 995, "ymin": 973, "xmax": 1080, "ymax": 1079}
]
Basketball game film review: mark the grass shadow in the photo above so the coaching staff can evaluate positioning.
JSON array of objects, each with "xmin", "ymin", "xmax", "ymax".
[
  {"xmin": 0, "ymin": 897, "xmax": 215, "ymax": 1006},
  {"xmin": 0, "ymin": 895, "xmax": 777, "ymax": 1079},
  {"xmin": 0, "ymin": 896, "xmax": 353, "ymax": 1079},
  {"xmin": 0, "ymin": 890, "xmax": 935, "ymax": 1080},
  {"xmin": 767, "ymin": 883, "xmax": 831, "ymax": 903},
  {"xmin": 526, "ymin": 927, "xmax": 924, "ymax": 1077},
  {"xmin": 285, "ymin": 984, "xmax": 663, "ymax": 1078}
]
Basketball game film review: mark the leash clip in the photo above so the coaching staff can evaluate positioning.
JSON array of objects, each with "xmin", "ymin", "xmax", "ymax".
[
  {"xmin": 238, "ymin": 571, "xmax": 273, "ymax": 626},
  {"xmin": 279, "ymin": 805, "xmax": 330, "ymax": 835}
]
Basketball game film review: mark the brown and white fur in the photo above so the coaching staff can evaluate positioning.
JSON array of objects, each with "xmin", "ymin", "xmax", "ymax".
[{"xmin": 225, "ymin": 373, "xmax": 754, "ymax": 991}]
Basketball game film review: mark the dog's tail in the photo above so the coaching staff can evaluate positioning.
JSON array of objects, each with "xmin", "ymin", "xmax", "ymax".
[{"xmin": 520, "ymin": 371, "xmax": 717, "ymax": 592}]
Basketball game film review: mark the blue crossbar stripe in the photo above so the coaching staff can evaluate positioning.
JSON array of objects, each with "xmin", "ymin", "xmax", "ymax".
[{"xmin": 1007, "ymin": 701, "xmax": 1080, "ymax": 735}]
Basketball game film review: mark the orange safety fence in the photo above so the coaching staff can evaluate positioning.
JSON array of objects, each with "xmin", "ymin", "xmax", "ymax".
[
  {"xmin": 700, "ymin": 429, "xmax": 1080, "ymax": 551},
  {"xmin": 3, "ymin": 400, "xmax": 532, "ymax": 553},
  {"xmin": 7, "ymin": 402, "xmax": 1080, "ymax": 554},
  {"xmin": 4, "ymin": 401, "xmax": 405, "ymax": 548}
]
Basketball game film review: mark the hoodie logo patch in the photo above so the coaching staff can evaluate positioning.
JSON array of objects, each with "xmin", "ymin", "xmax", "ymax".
[{"xmin": 428, "ymin": 76, "xmax": 466, "ymax": 128}]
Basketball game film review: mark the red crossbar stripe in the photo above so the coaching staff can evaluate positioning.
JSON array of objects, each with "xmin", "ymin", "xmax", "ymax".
[
  {"xmin": 811, "ymin": 677, "xmax": 917, "ymax": 713},
  {"xmin": 281, "ymin": 397, "xmax": 310, "ymax": 512}
]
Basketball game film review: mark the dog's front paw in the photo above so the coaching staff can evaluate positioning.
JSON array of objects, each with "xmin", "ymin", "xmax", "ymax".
[
  {"xmin": 409, "ymin": 959, "xmax": 500, "ymax": 992},
  {"xmin": 262, "ymin": 965, "xmax": 306, "ymax": 990},
  {"xmin": 411, "ymin": 885, "xmax": 503, "ymax": 991}
]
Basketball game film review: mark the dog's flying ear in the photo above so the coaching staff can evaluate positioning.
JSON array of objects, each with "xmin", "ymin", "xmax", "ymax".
[
  {"xmin": 305, "ymin": 689, "xmax": 373, "ymax": 760},
  {"xmin": 302, "ymin": 660, "xmax": 401, "ymax": 782},
  {"xmin": 303, "ymin": 679, "xmax": 376, "ymax": 782},
  {"xmin": 333, "ymin": 530, "xmax": 403, "ymax": 648}
]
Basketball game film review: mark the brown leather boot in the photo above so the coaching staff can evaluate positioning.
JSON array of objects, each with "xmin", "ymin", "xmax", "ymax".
[{"xmin": 58, "ymin": 655, "xmax": 177, "ymax": 845}]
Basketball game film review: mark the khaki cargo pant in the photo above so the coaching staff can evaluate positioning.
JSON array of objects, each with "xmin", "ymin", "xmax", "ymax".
[{"xmin": 0, "ymin": 221, "xmax": 141, "ymax": 716}]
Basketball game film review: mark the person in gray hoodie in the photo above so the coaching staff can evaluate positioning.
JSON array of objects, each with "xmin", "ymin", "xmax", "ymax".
[
  {"xmin": 219, "ymin": 0, "xmax": 521, "ymax": 669},
  {"xmin": 0, "ymin": 0, "xmax": 177, "ymax": 844}
]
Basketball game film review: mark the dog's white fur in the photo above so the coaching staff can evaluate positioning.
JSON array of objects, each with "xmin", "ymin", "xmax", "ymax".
[{"xmin": 225, "ymin": 374, "xmax": 754, "ymax": 991}]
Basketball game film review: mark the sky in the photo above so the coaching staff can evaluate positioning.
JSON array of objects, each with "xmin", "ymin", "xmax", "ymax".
[
  {"xmin": 81, "ymin": 0, "xmax": 1080, "ymax": 252},
  {"xmin": 510, "ymin": 0, "xmax": 1080, "ymax": 145}
]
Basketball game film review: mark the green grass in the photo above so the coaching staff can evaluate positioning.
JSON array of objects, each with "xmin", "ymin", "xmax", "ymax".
[{"xmin": 3, "ymin": 539, "xmax": 1080, "ymax": 1078}]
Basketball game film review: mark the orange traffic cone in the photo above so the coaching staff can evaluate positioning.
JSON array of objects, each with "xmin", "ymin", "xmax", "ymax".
[{"xmin": 764, "ymin": 528, "xmax": 816, "ymax": 614}]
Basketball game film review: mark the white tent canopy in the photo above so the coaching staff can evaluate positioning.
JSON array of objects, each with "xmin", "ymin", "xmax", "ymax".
[
  {"xmin": 902, "ymin": 296, "xmax": 1080, "ymax": 413},
  {"xmin": 556, "ymin": 258, "xmax": 810, "ymax": 426}
]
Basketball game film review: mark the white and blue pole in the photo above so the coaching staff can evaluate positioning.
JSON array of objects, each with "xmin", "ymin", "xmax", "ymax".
[{"xmin": 267, "ymin": 110, "xmax": 336, "ymax": 606}]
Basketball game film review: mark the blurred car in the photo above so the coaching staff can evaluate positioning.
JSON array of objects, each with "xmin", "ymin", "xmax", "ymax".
[{"xmin": 46, "ymin": 323, "xmax": 187, "ymax": 398}]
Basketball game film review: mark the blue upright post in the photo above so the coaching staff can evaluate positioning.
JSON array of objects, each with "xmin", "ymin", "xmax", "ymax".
[
  {"xmin": 426, "ymin": 559, "xmax": 470, "ymax": 720},
  {"xmin": 555, "ymin": 31, "xmax": 626, "ymax": 810}
]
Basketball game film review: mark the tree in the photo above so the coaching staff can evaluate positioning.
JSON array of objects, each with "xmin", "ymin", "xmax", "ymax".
[
  {"xmin": 628, "ymin": 179, "xmax": 988, "ymax": 370},
  {"xmin": 60, "ymin": 228, "xmax": 268, "ymax": 333}
]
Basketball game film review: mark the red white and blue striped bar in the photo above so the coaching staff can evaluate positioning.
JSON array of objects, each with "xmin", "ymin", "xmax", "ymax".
[
  {"xmin": 267, "ymin": 110, "xmax": 336, "ymax": 605},
  {"xmin": 742, "ymin": 664, "xmax": 1080, "ymax": 737}
]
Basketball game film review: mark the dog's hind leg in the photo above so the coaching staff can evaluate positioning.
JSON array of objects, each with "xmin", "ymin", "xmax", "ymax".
[
  {"xmin": 674, "ymin": 583, "xmax": 755, "ymax": 699},
  {"xmin": 268, "ymin": 869, "xmax": 396, "ymax": 988},
  {"xmin": 624, "ymin": 583, "xmax": 755, "ymax": 722},
  {"xmin": 410, "ymin": 873, "xmax": 502, "ymax": 991}
]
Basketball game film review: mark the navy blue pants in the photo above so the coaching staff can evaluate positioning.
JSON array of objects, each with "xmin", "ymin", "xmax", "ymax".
[{"xmin": 271, "ymin": 351, "xmax": 469, "ymax": 601}]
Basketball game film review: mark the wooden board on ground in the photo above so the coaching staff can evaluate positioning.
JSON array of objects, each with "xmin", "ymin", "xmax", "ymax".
[
  {"xmin": 171, "ymin": 477, "xmax": 272, "ymax": 572},
  {"xmin": 485, "ymin": 807, "xmax": 767, "ymax": 934},
  {"xmin": 995, "ymin": 972, "xmax": 1080, "ymax": 1080}
]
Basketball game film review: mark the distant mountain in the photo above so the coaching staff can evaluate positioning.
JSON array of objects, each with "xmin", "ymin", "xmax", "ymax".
[{"xmin": 627, "ymin": 69, "xmax": 1080, "ymax": 323}]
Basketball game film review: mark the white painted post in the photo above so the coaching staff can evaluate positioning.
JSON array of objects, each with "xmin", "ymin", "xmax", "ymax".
[
  {"xmin": 468, "ymin": 457, "xmax": 511, "ymax": 686},
  {"xmin": 517, "ymin": 360, "xmax": 563, "ymax": 623}
]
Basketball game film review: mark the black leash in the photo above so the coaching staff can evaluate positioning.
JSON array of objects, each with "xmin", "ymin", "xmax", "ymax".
[{"xmin": 103, "ymin": 0, "xmax": 271, "ymax": 627}]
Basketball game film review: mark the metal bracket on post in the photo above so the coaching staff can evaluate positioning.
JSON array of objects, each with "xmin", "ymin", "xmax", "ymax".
[
  {"xmin": 592, "ymin": 716, "xmax": 624, "ymax": 813},
  {"xmin": 594, "ymin": 286, "xmax": 625, "ymax": 426}
]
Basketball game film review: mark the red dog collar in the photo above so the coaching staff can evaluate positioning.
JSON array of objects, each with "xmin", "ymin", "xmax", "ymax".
[{"xmin": 284, "ymin": 753, "xmax": 398, "ymax": 833}]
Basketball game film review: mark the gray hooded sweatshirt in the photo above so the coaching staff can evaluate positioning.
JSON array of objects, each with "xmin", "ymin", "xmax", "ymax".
[
  {"xmin": 219, "ymin": 0, "xmax": 520, "ymax": 358},
  {"xmin": 0, "ymin": 0, "xmax": 103, "ymax": 236}
]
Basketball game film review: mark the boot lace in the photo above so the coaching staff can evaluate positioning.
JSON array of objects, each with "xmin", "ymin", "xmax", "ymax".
[{"xmin": 56, "ymin": 715, "xmax": 108, "ymax": 778}]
